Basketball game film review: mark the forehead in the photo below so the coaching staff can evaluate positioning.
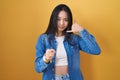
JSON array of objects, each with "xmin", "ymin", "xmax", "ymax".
[{"xmin": 58, "ymin": 10, "xmax": 68, "ymax": 18}]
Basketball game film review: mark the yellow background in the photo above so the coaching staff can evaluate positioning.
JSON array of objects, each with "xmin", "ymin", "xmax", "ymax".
[{"xmin": 0, "ymin": 0, "xmax": 120, "ymax": 80}]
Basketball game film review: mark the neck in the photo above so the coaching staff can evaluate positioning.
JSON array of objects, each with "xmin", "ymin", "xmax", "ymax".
[{"xmin": 56, "ymin": 32, "xmax": 63, "ymax": 37}]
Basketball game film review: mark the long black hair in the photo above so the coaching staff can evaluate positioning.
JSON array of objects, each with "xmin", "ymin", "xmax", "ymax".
[
  {"xmin": 45, "ymin": 4, "xmax": 74, "ymax": 45},
  {"xmin": 45, "ymin": 4, "xmax": 73, "ymax": 35}
]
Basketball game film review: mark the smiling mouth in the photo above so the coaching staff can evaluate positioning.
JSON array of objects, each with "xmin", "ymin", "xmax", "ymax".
[{"xmin": 59, "ymin": 26, "xmax": 65, "ymax": 28}]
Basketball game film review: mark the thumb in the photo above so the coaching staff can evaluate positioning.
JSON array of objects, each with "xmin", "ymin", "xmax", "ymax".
[{"xmin": 73, "ymin": 19, "xmax": 76, "ymax": 24}]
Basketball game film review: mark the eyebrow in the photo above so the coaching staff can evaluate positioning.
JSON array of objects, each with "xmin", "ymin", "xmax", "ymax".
[{"xmin": 57, "ymin": 17, "xmax": 68, "ymax": 19}]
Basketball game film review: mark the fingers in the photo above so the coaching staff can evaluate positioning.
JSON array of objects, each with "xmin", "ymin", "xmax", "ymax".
[
  {"xmin": 50, "ymin": 49, "xmax": 55, "ymax": 53},
  {"xmin": 66, "ymin": 19, "xmax": 76, "ymax": 33},
  {"xmin": 46, "ymin": 49, "xmax": 55, "ymax": 54},
  {"xmin": 66, "ymin": 30, "xmax": 73, "ymax": 33},
  {"xmin": 45, "ymin": 49, "xmax": 55, "ymax": 60},
  {"xmin": 73, "ymin": 19, "xmax": 76, "ymax": 24}
]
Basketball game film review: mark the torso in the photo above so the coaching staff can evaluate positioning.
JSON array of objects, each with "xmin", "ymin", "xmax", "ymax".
[
  {"xmin": 55, "ymin": 66, "xmax": 68, "ymax": 75},
  {"xmin": 55, "ymin": 36, "xmax": 68, "ymax": 75}
]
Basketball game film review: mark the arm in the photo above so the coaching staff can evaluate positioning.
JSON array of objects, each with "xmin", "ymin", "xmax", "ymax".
[
  {"xmin": 67, "ymin": 20, "xmax": 101, "ymax": 54},
  {"xmin": 35, "ymin": 35, "xmax": 49, "ymax": 73},
  {"xmin": 78, "ymin": 29, "xmax": 101, "ymax": 54}
]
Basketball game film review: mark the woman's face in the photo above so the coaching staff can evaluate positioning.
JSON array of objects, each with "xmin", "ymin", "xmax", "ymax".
[{"xmin": 57, "ymin": 10, "xmax": 68, "ymax": 34}]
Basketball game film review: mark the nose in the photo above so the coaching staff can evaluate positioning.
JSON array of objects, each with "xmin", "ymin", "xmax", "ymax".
[{"xmin": 60, "ymin": 20, "xmax": 64, "ymax": 25}]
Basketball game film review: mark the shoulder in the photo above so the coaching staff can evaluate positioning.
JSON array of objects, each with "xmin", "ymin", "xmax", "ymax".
[
  {"xmin": 68, "ymin": 33, "xmax": 82, "ymax": 45},
  {"xmin": 37, "ymin": 33, "xmax": 48, "ymax": 42},
  {"xmin": 38, "ymin": 33, "xmax": 47, "ymax": 39},
  {"xmin": 70, "ymin": 33, "xmax": 81, "ymax": 40}
]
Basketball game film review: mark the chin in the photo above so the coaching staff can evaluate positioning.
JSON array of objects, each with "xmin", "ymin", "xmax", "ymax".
[{"xmin": 58, "ymin": 28, "xmax": 64, "ymax": 31}]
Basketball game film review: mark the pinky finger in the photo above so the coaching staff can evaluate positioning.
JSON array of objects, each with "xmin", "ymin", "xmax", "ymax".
[{"xmin": 66, "ymin": 30, "xmax": 73, "ymax": 33}]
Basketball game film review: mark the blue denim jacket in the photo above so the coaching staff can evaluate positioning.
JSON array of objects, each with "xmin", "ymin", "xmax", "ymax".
[{"xmin": 35, "ymin": 29, "xmax": 101, "ymax": 80}]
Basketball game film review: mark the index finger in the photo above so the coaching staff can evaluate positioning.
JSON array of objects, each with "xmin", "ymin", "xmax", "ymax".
[{"xmin": 50, "ymin": 49, "xmax": 55, "ymax": 53}]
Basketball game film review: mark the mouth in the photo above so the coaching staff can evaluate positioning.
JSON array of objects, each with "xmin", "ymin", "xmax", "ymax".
[{"xmin": 58, "ymin": 26, "xmax": 65, "ymax": 29}]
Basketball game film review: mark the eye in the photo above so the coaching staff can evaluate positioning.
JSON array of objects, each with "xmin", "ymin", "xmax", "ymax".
[
  {"xmin": 57, "ymin": 18, "xmax": 60, "ymax": 21},
  {"xmin": 64, "ymin": 19, "xmax": 68, "ymax": 22}
]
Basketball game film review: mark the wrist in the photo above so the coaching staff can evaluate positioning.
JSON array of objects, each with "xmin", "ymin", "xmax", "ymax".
[
  {"xmin": 79, "ymin": 27, "xmax": 84, "ymax": 32},
  {"xmin": 43, "ymin": 55, "xmax": 50, "ymax": 64}
]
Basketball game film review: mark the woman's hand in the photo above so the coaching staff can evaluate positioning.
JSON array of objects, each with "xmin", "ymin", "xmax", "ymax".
[
  {"xmin": 67, "ymin": 20, "xmax": 84, "ymax": 33},
  {"xmin": 44, "ymin": 49, "xmax": 55, "ymax": 61}
]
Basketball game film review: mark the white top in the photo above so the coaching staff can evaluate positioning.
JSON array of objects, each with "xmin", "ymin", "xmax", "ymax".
[{"xmin": 55, "ymin": 36, "xmax": 68, "ymax": 66}]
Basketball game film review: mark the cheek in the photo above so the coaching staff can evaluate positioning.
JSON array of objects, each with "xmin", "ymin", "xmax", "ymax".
[
  {"xmin": 65, "ymin": 22, "xmax": 68, "ymax": 27},
  {"xmin": 57, "ymin": 21, "xmax": 60, "ymax": 25}
]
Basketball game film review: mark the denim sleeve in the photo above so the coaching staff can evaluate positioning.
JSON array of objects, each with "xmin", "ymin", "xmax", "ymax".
[
  {"xmin": 35, "ymin": 35, "xmax": 49, "ymax": 73},
  {"xmin": 78, "ymin": 29, "xmax": 101, "ymax": 54}
]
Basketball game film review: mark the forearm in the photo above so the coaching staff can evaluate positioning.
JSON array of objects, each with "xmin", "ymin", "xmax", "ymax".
[
  {"xmin": 35, "ymin": 56, "xmax": 49, "ymax": 73},
  {"xmin": 79, "ymin": 29, "xmax": 101, "ymax": 54}
]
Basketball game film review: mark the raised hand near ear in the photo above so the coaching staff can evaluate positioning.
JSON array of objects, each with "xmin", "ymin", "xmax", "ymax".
[{"xmin": 67, "ymin": 20, "xmax": 84, "ymax": 33}]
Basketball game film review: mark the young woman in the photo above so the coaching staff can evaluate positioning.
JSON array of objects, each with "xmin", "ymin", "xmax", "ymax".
[{"xmin": 35, "ymin": 4, "xmax": 101, "ymax": 80}]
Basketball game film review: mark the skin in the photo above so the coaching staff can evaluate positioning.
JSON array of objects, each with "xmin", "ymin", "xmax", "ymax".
[{"xmin": 44, "ymin": 10, "xmax": 84, "ymax": 75}]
